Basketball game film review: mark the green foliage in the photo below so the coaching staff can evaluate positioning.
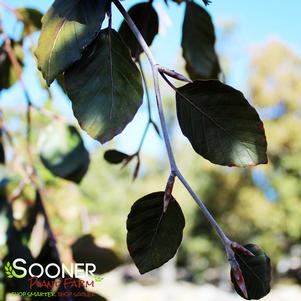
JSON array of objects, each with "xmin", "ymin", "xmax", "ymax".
[
  {"xmin": 249, "ymin": 41, "xmax": 301, "ymax": 111},
  {"xmin": 0, "ymin": 41, "xmax": 23, "ymax": 91},
  {"xmin": 127, "ymin": 192, "xmax": 185, "ymax": 274},
  {"xmin": 182, "ymin": 1, "xmax": 220, "ymax": 79},
  {"xmin": 231, "ymin": 244, "xmax": 271, "ymax": 300},
  {"xmin": 176, "ymin": 80, "xmax": 267, "ymax": 167},
  {"xmin": 35, "ymin": 0, "xmax": 107, "ymax": 85},
  {"xmin": 104, "ymin": 150, "xmax": 131, "ymax": 164},
  {"xmin": 64, "ymin": 29, "xmax": 144, "ymax": 143},
  {"xmin": 119, "ymin": 2, "xmax": 159, "ymax": 60},
  {"xmin": 0, "ymin": 0, "xmax": 285, "ymax": 299},
  {"xmin": 39, "ymin": 124, "xmax": 90, "ymax": 183},
  {"xmin": 71, "ymin": 234, "xmax": 121, "ymax": 274},
  {"xmin": 16, "ymin": 8, "xmax": 43, "ymax": 35}
]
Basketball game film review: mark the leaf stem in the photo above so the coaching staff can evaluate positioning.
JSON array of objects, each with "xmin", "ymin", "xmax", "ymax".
[{"xmin": 113, "ymin": 0, "xmax": 233, "ymax": 250}]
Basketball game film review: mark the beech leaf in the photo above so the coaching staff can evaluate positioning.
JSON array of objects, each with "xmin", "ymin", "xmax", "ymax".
[
  {"xmin": 39, "ymin": 124, "xmax": 90, "ymax": 183},
  {"xmin": 231, "ymin": 244, "xmax": 272, "ymax": 300},
  {"xmin": 182, "ymin": 1, "xmax": 220, "ymax": 80},
  {"xmin": 16, "ymin": 8, "xmax": 43, "ymax": 33},
  {"xmin": 127, "ymin": 191, "xmax": 185, "ymax": 274},
  {"xmin": 72, "ymin": 234, "xmax": 121, "ymax": 274},
  {"xmin": 35, "ymin": 0, "xmax": 107, "ymax": 85},
  {"xmin": 176, "ymin": 80, "xmax": 268, "ymax": 167},
  {"xmin": 104, "ymin": 150, "xmax": 130, "ymax": 164},
  {"xmin": 65, "ymin": 28, "xmax": 143, "ymax": 144},
  {"xmin": 119, "ymin": 2, "xmax": 159, "ymax": 60},
  {"xmin": 0, "ymin": 41, "xmax": 24, "ymax": 91}
]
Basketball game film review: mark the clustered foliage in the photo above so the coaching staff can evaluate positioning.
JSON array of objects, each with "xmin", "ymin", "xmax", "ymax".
[{"xmin": 0, "ymin": 0, "xmax": 274, "ymax": 300}]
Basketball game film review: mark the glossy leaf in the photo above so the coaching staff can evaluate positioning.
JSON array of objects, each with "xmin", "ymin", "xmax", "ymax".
[
  {"xmin": 104, "ymin": 150, "xmax": 130, "ymax": 164},
  {"xmin": 176, "ymin": 80, "xmax": 267, "ymax": 167},
  {"xmin": 231, "ymin": 244, "xmax": 271, "ymax": 300},
  {"xmin": 16, "ymin": 8, "xmax": 43, "ymax": 33},
  {"xmin": 35, "ymin": 0, "xmax": 107, "ymax": 85},
  {"xmin": 119, "ymin": 2, "xmax": 159, "ymax": 59},
  {"xmin": 39, "ymin": 124, "xmax": 90, "ymax": 183},
  {"xmin": 65, "ymin": 28, "xmax": 143, "ymax": 144},
  {"xmin": 182, "ymin": 1, "xmax": 220, "ymax": 79},
  {"xmin": 186, "ymin": 60, "xmax": 220, "ymax": 81},
  {"xmin": 127, "ymin": 191, "xmax": 185, "ymax": 274},
  {"xmin": 0, "ymin": 41, "xmax": 24, "ymax": 91},
  {"xmin": 71, "ymin": 234, "xmax": 121, "ymax": 274}
]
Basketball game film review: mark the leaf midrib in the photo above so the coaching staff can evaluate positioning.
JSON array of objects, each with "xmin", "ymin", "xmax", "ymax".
[{"xmin": 177, "ymin": 88, "xmax": 262, "ymax": 153}]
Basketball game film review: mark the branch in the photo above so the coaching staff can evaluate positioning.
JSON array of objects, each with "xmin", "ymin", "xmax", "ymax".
[
  {"xmin": 1, "ymin": 24, "xmax": 72, "ymax": 301},
  {"xmin": 113, "ymin": 0, "xmax": 177, "ymax": 171},
  {"xmin": 113, "ymin": 3, "xmax": 248, "ymax": 292},
  {"xmin": 113, "ymin": 0, "xmax": 238, "ymax": 261}
]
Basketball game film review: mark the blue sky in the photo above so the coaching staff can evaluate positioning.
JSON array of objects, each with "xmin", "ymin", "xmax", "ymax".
[{"xmin": 1, "ymin": 0, "xmax": 301, "ymax": 155}]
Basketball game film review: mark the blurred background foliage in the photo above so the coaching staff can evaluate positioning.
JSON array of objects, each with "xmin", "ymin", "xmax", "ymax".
[{"xmin": 1, "ymin": 0, "xmax": 301, "ymax": 300}]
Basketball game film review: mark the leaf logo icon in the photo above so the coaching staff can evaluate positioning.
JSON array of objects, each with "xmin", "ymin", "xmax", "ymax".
[
  {"xmin": 94, "ymin": 276, "xmax": 104, "ymax": 283},
  {"xmin": 4, "ymin": 262, "xmax": 14, "ymax": 279},
  {"xmin": 4, "ymin": 261, "xmax": 25, "ymax": 279}
]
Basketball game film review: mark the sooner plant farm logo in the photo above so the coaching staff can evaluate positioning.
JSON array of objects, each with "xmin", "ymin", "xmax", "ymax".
[
  {"xmin": 3, "ymin": 258, "xmax": 101, "ymax": 280},
  {"xmin": 3, "ymin": 258, "xmax": 103, "ymax": 298}
]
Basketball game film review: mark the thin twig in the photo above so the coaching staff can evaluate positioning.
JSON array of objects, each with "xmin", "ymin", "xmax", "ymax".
[
  {"xmin": 113, "ymin": 0, "xmax": 234, "ymax": 254},
  {"xmin": 127, "ymin": 57, "xmax": 162, "ymax": 180},
  {"xmin": 158, "ymin": 66, "xmax": 192, "ymax": 83},
  {"xmin": 113, "ymin": 1, "xmax": 247, "ymax": 291},
  {"xmin": 1, "ymin": 23, "xmax": 71, "ymax": 301}
]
